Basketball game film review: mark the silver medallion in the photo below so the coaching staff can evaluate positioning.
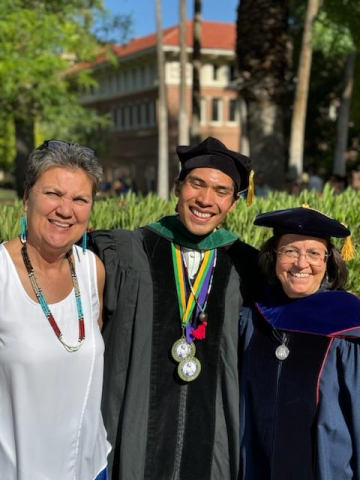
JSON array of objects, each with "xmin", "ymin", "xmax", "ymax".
[
  {"xmin": 275, "ymin": 344, "xmax": 290, "ymax": 360},
  {"xmin": 171, "ymin": 338, "xmax": 196, "ymax": 363},
  {"xmin": 178, "ymin": 357, "xmax": 201, "ymax": 382},
  {"xmin": 198, "ymin": 312, "xmax": 208, "ymax": 322}
]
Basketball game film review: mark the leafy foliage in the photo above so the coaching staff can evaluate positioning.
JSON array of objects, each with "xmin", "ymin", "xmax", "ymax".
[
  {"xmin": 288, "ymin": 0, "xmax": 360, "ymax": 174},
  {"xmin": 0, "ymin": 0, "xmax": 130, "ymax": 168}
]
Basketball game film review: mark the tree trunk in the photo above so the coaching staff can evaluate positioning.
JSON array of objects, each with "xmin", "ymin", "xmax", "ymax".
[
  {"xmin": 14, "ymin": 116, "xmax": 35, "ymax": 198},
  {"xmin": 248, "ymin": 100, "xmax": 286, "ymax": 186},
  {"xmin": 333, "ymin": 52, "xmax": 356, "ymax": 177},
  {"xmin": 155, "ymin": 0, "xmax": 169, "ymax": 199},
  {"xmin": 178, "ymin": 0, "xmax": 189, "ymax": 148},
  {"xmin": 236, "ymin": 0, "xmax": 290, "ymax": 189},
  {"xmin": 239, "ymin": 97, "xmax": 250, "ymax": 157},
  {"xmin": 191, "ymin": 0, "xmax": 202, "ymax": 145},
  {"xmin": 288, "ymin": 0, "xmax": 321, "ymax": 179}
]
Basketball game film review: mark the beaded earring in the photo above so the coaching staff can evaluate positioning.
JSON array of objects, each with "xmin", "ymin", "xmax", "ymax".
[
  {"xmin": 82, "ymin": 230, "xmax": 87, "ymax": 254},
  {"xmin": 20, "ymin": 216, "xmax": 27, "ymax": 243}
]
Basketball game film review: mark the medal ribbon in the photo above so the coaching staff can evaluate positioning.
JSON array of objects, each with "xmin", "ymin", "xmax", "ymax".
[{"xmin": 171, "ymin": 243, "xmax": 215, "ymax": 329}]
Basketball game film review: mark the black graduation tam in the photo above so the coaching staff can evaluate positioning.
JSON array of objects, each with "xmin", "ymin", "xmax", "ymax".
[
  {"xmin": 176, "ymin": 136, "xmax": 252, "ymax": 193},
  {"xmin": 254, "ymin": 205, "xmax": 356, "ymax": 260},
  {"xmin": 254, "ymin": 205, "xmax": 350, "ymax": 238}
]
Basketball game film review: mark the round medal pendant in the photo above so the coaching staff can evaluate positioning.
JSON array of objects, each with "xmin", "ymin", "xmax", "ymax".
[
  {"xmin": 275, "ymin": 344, "xmax": 290, "ymax": 360},
  {"xmin": 171, "ymin": 338, "xmax": 196, "ymax": 363},
  {"xmin": 178, "ymin": 357, "xmax": 201, "ymax": 382},
  {"xmin": 198, "ymin": 312, "xmax": 208, "ymax": 322}
]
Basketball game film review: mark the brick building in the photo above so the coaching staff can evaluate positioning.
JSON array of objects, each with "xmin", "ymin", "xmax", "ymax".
[{"xmin": 79, "ymin": 21, "xmax": 242, "ymax": 193}]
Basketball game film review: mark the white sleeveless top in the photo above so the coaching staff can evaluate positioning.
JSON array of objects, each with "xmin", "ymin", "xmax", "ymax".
[{"xmin": 0, "ymin": 244, "xmax": 111, "ymax": 480}]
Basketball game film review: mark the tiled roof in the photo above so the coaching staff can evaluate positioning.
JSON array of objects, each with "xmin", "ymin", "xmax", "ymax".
[
  {"xmin": 113, "ymin": 20, "xmax": 236, "ymax": 57},
  {"xmin": 69, "ymin": 20, "xmax": 236, "ymax": 73}
]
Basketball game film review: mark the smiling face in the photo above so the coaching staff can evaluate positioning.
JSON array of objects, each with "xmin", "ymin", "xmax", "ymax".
[
  {"xmin": 24, "ymin": 167, "xmax": 93, "ymax": 256},
  {"xmin": 175, "ymin": 167, "xmax": 238, "ymax": 236},
  {"xmin": 275, "ymin": 234, "xmax": 328, "ymax": 298}
]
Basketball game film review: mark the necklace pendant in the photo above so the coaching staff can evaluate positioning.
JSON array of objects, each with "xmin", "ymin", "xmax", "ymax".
[
  {"xmin": 275, "ymin": 343, "xmax": 290, "ymax": 360},
  {"xmin": 178, "ymin": 356, "xmax": 201, "ymax": 382},
  {"xmin": 171, "ymin": 337, "xmax": 196, "ymax": 363},
  {"xmin": 198, "ymin": 312, "xmax": 208, "ymax": 322}
]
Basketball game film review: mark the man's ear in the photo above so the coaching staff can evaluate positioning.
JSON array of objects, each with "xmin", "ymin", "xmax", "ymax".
[
  {"xmin": 174, "ymin": 178, "xmax": 181, "ymax": 197},
  {"xmin": 228, "ymin": 193, "xmax": 240, "ymax": 213}
]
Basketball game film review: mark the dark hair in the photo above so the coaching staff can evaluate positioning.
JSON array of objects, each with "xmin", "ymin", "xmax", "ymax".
[
  {"xmin": 258, "ymin": 235, "xmax": 348, "ymax": 291},
  {"xmin": 24, "ymin": 140, "xmax": 103, "ymax": 200}
]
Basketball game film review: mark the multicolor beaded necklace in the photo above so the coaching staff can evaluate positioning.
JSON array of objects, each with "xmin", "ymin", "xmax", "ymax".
[{"xmin": 21, "ymin": 242, "xmax": 85, "ymax": 353}]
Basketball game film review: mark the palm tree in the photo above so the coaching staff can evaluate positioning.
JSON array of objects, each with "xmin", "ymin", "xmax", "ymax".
[
  {"xmin": 178, "ymin": 0, "xmax": 189, "ymax": 147},
  {"xmin": 155, "ymin": 0, "xmax": 169, "ymax": 199},
  {"xmin": 191, "ymin": 0, "xmax": 202, "ymax": 144},
  {"xmin": 288, "ymin": 0, "xmax": 322, "ymax": 179},
  {"xmin": 333, "ymin": 52, "xmax": 357, "ymax": 176},
  {"xmin": 236, "ymin": 0, "xmax": 290, "ymax": 189}
]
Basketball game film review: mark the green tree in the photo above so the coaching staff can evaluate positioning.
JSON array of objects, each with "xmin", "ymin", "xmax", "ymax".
[
  {"xmin": 236, "ymin": 0, "xmax": 290, "ymax": 189},
  {"xmin": 0, "ymin": 0, "xmax": 130, "ymax": 196},
  {"xmin": 299, "ymin": 1, "xmax": 360, "ymax": 177}
]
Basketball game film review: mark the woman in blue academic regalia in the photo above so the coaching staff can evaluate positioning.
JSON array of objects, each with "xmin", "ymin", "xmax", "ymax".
[{"xmin": 240, "ymin": 205, "xmax": 360, "ymax": 480}]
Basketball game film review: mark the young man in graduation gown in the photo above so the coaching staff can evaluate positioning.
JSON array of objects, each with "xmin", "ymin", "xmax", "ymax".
[{"xmin": 91, "ymin": 137, "xmax": 259, "ymax": 480}]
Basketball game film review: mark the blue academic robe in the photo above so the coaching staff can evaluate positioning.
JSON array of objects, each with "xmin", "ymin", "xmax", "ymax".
[{"xmin": 240, "ymin": 288, "xmax": 360, "ymax": 480}]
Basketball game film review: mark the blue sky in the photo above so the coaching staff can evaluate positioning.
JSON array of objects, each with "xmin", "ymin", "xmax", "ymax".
[{"xmin": 104, "ymin": 0, "xmax": 239, "ymax": 38}]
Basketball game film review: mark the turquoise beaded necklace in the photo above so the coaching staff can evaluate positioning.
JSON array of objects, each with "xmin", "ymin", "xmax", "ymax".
[{"xmin": 21, "ymin": 241, "xmax": 85, "ymax": 353}]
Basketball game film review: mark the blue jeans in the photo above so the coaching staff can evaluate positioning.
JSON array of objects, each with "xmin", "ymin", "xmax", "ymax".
[{"xmin": 96, "ymin": 467, "xmax": 108, "ymax": 480}]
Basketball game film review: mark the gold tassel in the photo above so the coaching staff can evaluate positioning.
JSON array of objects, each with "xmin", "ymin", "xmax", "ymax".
[
  {"xmin": 341, "ymin": 235, "xmax": 356, "ymax": 261},
  {"xmin": 246, "ymin": 170, "xmax": 255, "ymax": 206}
]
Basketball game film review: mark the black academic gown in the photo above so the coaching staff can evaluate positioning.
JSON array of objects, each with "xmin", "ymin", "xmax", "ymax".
[
  {"xmin": 240, "ymin": 288, "xmax": 360, "ymax": 480},
  {"xmin": 91, "ymin": 221, "xmax": 259, "ymax": 480}
]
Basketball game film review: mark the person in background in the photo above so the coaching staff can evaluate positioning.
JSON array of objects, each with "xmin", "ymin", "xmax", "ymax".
[
  {"xmin": 91, "ymin": 136, "xmax": 260, "ymax": 480},
  {"xmin": 0, "ymin": 140, "xmax": 111, "ymax": 480},
  {"xmin": 112, "ymin": 177, "xmax": 130, "ymax": 196},
  {"xmin": 307, "ymin": 165, "xmax": 324, "ymax": 193},
  {"xmin": 240, "ymin": 205, "xmax": 359, "ymax": 480},
  {"xmin": 254, "ymin": 170, "xmax": 271, "ymax": 198}
]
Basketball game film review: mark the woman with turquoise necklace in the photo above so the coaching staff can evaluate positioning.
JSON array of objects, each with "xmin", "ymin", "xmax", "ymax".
[{"xmin": 0, "ymin": 140, "xmax": 110, "ymax": 479}]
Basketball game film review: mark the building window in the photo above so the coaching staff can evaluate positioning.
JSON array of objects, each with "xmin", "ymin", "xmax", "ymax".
[
  {"xmin": 129, "ymin": 104, "xmax": 133, "ymax": 127},
  {"xmin": 151, "ymin": 64, "xmax": 157, "ymax": 85},
  {"xmin": 111, "ymin": 109, "xmax": 118, "ymax": 131},
  {"xmin": 200, "ymin": 97, "xmax": 207, "ymax": 124},
  {"xmin": 213, "ymin": 64, "xmax": 219, "ymax": 81},
  {"xmin": 228, "ymin": 65, "xmax": 236, "ymax": 82},
  {"xmin": 228, "ymin": 99, "xmax": 238, "ymax": 122},
  {"xmin": 125, "ymin": 71, "xmax": 130, "ymax": 92},
  {"xmin": 124, "ymin": 105, "xmax": 130, "ymax": 129},
  {"xmin": 211, "ymin": 98, "xmax": 222, "ymax": 122},
  {"xmin": 141, "ymin": 65, "xmax": 147, "ymax": 88},
  {"xmin": 132, "ymin": 68, "xmax": 137, "ymax": 90},
  {"xmin": 136, "ymin": 104, "xmax": 142, "ymax": 127},
  {"xmin": 148, "ymin": 100, "xmax": 156, "ymax": 126},
  {"xmin": 140, "ymin": 103, "xmax": 146, "ymax": 126}
]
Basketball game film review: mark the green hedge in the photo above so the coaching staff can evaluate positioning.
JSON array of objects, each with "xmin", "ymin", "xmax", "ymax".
[{"xmin": 2, "ymin": 185, "xmax": 359, "ymax": 293}]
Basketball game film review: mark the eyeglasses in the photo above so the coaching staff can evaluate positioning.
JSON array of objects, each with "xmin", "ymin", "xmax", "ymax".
[
  {"xmin": 275, "ymin": 247, "xmax": 330, "ymax": 265},
  {"xmin": 40, "ymin": 139, "xmax": 95, "ymax": 156}
]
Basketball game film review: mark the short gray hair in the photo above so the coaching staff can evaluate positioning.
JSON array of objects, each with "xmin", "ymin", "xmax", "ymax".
[{"xmin": 24, "ymin": 140, "xmax": 103, "ymax": 199}]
